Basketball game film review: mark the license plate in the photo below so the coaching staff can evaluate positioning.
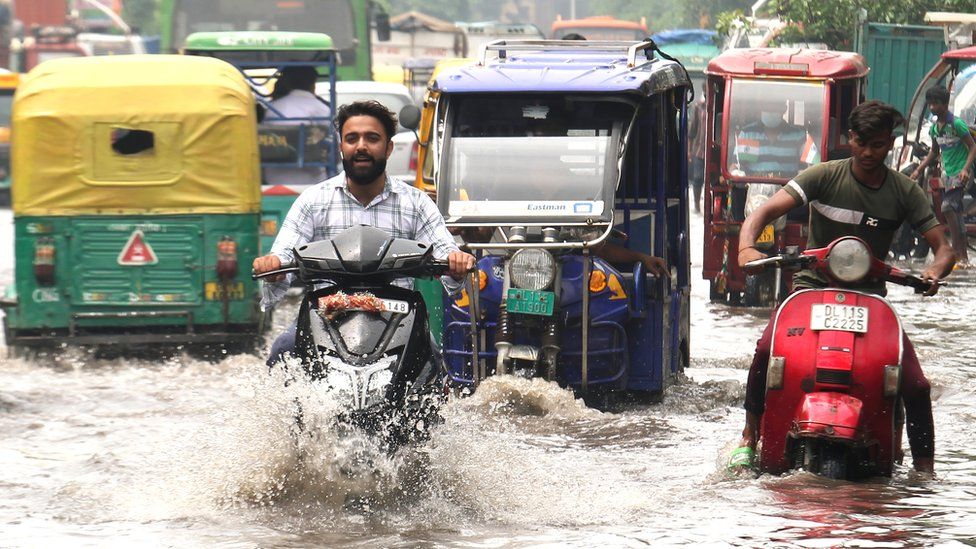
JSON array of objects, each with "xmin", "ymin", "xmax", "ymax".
[
  {"xmin": 381, "ymin": 299, "xmax": 410, "ymax": 313},
  {"xmin": 506, "ymin": 288, "xmax": 555, "ymax": 316},
  {"xmin": 205, "ymin": 281, "xmax": 244, "ymax": 301},
  {"xmin": 809, "ymin": 304, "xmax": 869, "ymax": 333},
  {"xmin": 756, "ymin": 224, "xmax": 775, "ymax": 245}
]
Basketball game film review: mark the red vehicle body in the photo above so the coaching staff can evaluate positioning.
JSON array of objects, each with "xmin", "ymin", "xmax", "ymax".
[
  {"xmin": 751, "ymin": 238, "xmax": 932, "ymax": 479},
  {"xmin": 702, "ymin": 49, "xmax": 869, "ymax": 306},
  {"xmin": 550, "ymin": 15, "xmax": 648, "ymax": 41},
  {"xmin": 12, "ymin": 0, "xmax": 68, "ymax": 28},
  {"xmin": 899, "ymin": 45, "xmax": 976, "ymax": 248}
]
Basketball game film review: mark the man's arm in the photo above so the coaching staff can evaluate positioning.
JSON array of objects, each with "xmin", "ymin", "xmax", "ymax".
[
  {"xmin": 738, "ymin": 189, "xmax": 802, "ymax": 271},
  {"xmin": 413, "ymin": 191, "xmax": 475, "ymax": 286},
  {"xmin": 594, "ymin": 243, "xmax": 668, "ymax": 278},
  {"xmin": 253, "ymin": 191, "xmax": 316, "ymax": 308},
  {"xmin": 911, "ymin": 141, "xmax": 940, "ymax": 180},
  {"xmin": 919, "ymin": 225, "xmax": 957, "ymax": 296},
  {"xmin": 958, "ymin": 128, "xmax": 976, "ymax": 181}
]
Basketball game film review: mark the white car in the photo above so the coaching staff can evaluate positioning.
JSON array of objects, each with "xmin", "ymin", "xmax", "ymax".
[{"xmin": 316, "ymin": 81, "xmax": 419, "ymax": 184}]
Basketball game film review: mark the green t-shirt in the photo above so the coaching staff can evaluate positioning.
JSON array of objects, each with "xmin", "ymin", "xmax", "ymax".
[
  {"xmin": 783, "ymin": 158, "xmax": 940, "ymax": 295},
  {"xmin": 929, "ymin": 114, "xmax": 972, "ymax": 178}
]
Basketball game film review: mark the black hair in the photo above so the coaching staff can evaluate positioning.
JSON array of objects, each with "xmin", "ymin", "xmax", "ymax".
[
  {"xmin": 849, "ymin": 100, "xmax": 904, "ymax": 141},
  {"xmin": 561, "ymin": 32, "xmax": 586, "ymax": 40},
  {"xmin": 335, "ymin": 100, "xmax": 398, "ymax": 141},
  {"xmin": 271, "ymin": 66, "xmax": 318, "ymax": 100},
  {"xmin": 925, "ymin": 84, "xmax": 950, "ymax": 106}
]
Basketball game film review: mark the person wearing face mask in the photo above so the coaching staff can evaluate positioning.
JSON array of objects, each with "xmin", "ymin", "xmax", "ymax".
[
  {"xmin": 732, "ymin": 100, "xmax": 812, "ymax": 178},
  {"xmin": 253, "ymin": 100, "xmax": 476, "ymax": 366}
]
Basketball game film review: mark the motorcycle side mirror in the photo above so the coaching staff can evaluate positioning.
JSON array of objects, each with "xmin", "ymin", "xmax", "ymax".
[
  {"xmin": 375, "ymin": 11, "xmax": 391, "ymax": 42},
  {"xmin": 399, "ymin": 104, "xmax": 422, "ymax": 132}
]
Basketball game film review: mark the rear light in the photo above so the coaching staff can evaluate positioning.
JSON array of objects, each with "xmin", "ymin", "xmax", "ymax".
[
  {"xmin": 767, "ymin": 356, "xmax": 785, "ymax": 390},
  {"xmin": 33, "ymin": 237, "xmax": 55, "ymax": 286},
  {"xmin": 216, "ymin": 236, "xmax": 238, "ymax": 281},
  {"xmin": 589, "ymin": 270, "xmax": 607, "ymax": 293},
  {"xmin": 883, "ymin": 365, "xmax": 901, "ymax": 398},
  {"xmin": 408, "ymin": 140, "xmax": 419, "ymax": 172},
  {"xmin": 261, "ymin": 218, "xmax": 278, "ymax": 236}
]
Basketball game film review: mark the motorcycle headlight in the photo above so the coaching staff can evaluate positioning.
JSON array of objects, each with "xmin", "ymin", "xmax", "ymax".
[
  {"xmin": 745, "ymin": 183, "xmax": 786, "ymax": 231},
  {"xmin": 509, "ymin": 249, "xmax": 556, "ymax": 290},
  {"xmin": 826, "ymin": 238, "xmax": 872, "ymax": 283}
]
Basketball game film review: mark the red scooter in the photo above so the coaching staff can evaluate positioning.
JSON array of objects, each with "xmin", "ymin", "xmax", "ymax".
[{"xmin": 746, "ymin": 237, "xmax": 935, "ymax": 479}]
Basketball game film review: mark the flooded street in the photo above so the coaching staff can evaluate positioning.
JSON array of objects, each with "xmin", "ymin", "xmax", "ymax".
[{"xmin": 2, "ymin": 206, "xmax": 975, "ymax": 547}]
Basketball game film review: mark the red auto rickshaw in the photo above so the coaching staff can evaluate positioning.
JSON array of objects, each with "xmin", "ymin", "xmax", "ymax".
[
  {"xmin": 897, "ymin": 46, "xmax": 976, "ymax": 251},
  {"xmin": 702, "ymin": 48, "xmax": 869, "ymax": 306}
]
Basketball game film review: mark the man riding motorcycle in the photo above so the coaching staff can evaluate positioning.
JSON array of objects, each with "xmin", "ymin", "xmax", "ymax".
[
  {"xmin": 732, "ymin": 101, "xmax": 957, "ymax": 474},
  {"xmin": 252, "ymin": 100, "xmax": 476, "ymax": 364}
]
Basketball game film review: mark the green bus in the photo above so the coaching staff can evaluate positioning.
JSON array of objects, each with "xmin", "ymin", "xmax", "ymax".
[{"xmin": 159, "ymin": 0, "xmax": 385, "ymax": 81}]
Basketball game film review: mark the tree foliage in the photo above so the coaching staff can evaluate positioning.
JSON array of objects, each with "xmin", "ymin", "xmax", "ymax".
[
  {"xmin": 767, "ymin": 0, "xmax": 976, "ymax": 49},
  {"xmin": 121, "ymin": 0, "xmax": 159, "ymax": 35},
  {"xmin": 590, "ymin": 0, "xmax": 743, "ymax": 30}
]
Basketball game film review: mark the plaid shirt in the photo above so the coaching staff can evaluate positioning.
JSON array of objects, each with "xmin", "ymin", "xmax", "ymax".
[{"xmin": 262, "ymin": 173, "xmax": 460, "ymax": 308}]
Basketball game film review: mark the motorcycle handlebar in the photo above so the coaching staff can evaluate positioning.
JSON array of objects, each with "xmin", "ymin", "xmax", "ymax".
[
  {"xmin": 888, "ymin": 270, "xmax": 940, "ymax": 294},
  {"xmin": 744, "ymin": 254, "xmax": 812, "ymax": 270},
  {"xmin": 252, "ymin": 261, "xmax": 298, "ymax": 280}
]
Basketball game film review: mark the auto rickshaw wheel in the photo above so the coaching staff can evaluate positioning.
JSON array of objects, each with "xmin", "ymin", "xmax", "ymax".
[
  {"xmin": 744, "ymin": 272, "xmax": 774, "ymax": 307},
  {"xmin": 708, "ymin": 278, "xmax": 725, "ymax": 302}
]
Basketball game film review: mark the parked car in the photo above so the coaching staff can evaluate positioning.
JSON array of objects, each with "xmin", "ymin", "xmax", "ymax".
[{"xmin": 316, "ymin": 81, "xmax": 418, "ymax": 183}]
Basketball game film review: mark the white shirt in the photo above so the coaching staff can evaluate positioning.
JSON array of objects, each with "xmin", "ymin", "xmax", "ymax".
[
  {"xmin": 263, "ymin": 89, "xmax": 332, "ymax": 186},
  {"xmin": 261, "ymin": 173, "xmax": 461, "ymax": 309},
  {"xmin": 266, "ymin": 89, "xmax": 331, "ymax": 122}
]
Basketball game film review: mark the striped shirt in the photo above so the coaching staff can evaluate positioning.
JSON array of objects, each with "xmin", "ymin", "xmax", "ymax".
[
  {"xmin": 262, "ymin": 173, "xmax": 460, "ymax": 308},
  {"xmin": 734, "ymin": 122, "xmax": 808, "ymax": 177}
]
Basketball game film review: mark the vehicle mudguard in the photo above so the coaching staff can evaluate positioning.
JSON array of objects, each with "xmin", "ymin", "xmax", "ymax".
[{"xmin": 795, "ymin": 391, "xmax": 863, "ymax": 439}]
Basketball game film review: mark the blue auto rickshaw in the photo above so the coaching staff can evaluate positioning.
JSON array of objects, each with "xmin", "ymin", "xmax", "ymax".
[{"xmin": 432, "ymin": 40, "xmax": 693, "ymax": 406}]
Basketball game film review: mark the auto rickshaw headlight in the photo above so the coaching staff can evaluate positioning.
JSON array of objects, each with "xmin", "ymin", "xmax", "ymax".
[
  {"xmin": 509, "ymin": 249, "xmax": 556, "ymax": 290},
  {"xmin": 826, "ymin": 237, "xmax": 871, "ymax": 283}
]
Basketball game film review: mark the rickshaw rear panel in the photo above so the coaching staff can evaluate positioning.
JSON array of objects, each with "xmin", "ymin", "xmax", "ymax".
[{"xmin": 3, "ymin": 55, "xmax": 264, "ymax": 349}]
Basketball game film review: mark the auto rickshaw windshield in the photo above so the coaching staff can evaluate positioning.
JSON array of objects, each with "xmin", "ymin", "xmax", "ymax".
[
  {"xmin": 442, "ymin": 94, "xmax": 634, "ymax": 219},
  {"xmin": 726, "ymin": 80, "xmax": 824, "ymax": 180},
  {"xmin": 951, "ymin": 61, "xmax": 976, "ymax": 124}
]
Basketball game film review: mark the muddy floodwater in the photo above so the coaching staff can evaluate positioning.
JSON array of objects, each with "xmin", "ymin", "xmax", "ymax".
[{"xmin": 2, "ymin": 207, "xmax": 975, "ymax": 547}]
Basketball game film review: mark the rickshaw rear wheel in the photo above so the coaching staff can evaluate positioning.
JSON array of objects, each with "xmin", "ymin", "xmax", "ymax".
[
  {"xmin": 708, "ymin": 279, "xmax": 725, "ymax": 302},
  {"xmin": 744, "ymin": 273, "xmax": 774, "ymax": 307}
]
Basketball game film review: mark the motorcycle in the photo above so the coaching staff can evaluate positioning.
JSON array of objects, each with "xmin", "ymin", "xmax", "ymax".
[
  {"xmin": 254, "ymin": 225, "xmax": 450, "ymax": 451},
  {"xmin": 890, "ymin": 141, "xmax": 931, "ymax": 260},
  {"xmin": 745, "ymin": 236, "xmax": 935, "ymax": 479}
]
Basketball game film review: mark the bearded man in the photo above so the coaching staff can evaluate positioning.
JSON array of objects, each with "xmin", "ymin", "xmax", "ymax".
[{"xmin": 252, "ymin": 100, "xmax": 475, "ymax": 366}]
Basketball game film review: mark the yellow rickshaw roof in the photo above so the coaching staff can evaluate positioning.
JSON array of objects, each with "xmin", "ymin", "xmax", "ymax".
[
  {"xmin": 17, "ymin": 54, "xmax": 249, "ymax": 96},
  {"xmin": 13, "ymin": 55, "xmax": 261, "ymax": 216}
]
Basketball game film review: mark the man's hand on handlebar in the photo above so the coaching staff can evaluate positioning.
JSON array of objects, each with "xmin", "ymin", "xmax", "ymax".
[
  {"xmin": 920, "ymin": 265, "xmax": 943, "ymax": 297},
  {"xmin": 253, "ymin": 254, "xmax": 286, "ymax": 282},
  {"xmin": 738, "ymin": 246, "xmax": 768, "ymax": 274},
  {"xmin": 448, "ymin": 250, "xmax": 477, "ymax": 281}
]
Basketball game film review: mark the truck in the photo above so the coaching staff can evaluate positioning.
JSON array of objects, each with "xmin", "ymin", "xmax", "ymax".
[{"xmin": 854, "ymin": 21, "xmax": 946, "ymax": 115}]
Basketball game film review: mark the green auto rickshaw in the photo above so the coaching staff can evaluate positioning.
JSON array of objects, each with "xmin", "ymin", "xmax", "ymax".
[{"xmin": 1, "ymin": 55, "xmax": 264, "ymax": 351}]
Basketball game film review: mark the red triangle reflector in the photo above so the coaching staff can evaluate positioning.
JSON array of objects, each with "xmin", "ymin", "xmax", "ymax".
[
  {"xmin": 118, "ymin": 230, "xmax": 159, "ymax": 266},
  {"xmin": 262, "ymin": 184, "xmax": 301, "ymax": 196}
]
